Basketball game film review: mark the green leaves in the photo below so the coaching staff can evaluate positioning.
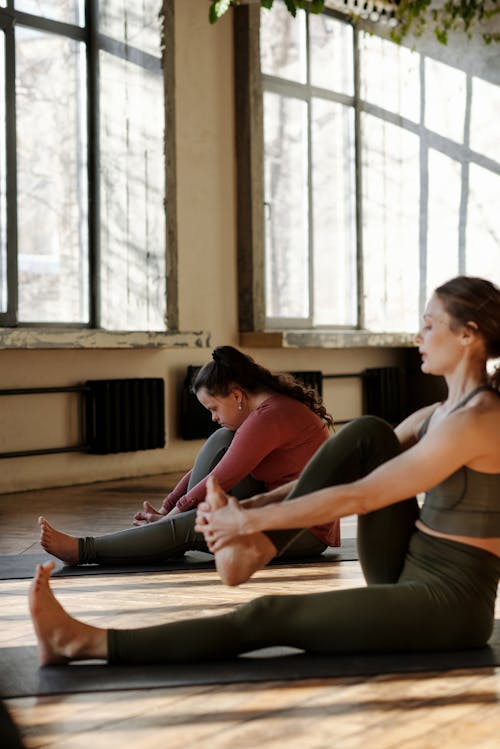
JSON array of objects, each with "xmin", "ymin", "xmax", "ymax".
[
  {"xmin": 392, "ymin": 0, "xmax": 500, "ymax": 45},
  {"xmin": 208, "ymin": 0, "xmax": 325, "ymax": 24},
  {"xmin": 208, "ymin": 0, "xmax": 498, "ymax": 46},
  {"xmin": 209, "ymin": 0, "xmax": 232, "ymax": 25},
  {"xmin": 295, "ymin": 0, "xmax": 325, "ymax": 11},
  {"xmin": 309, "ymin": 0, "xmax": 326, "ymax": 11}
]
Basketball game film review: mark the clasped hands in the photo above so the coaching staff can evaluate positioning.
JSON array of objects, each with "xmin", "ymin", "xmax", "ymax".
[{"xmin": 131, "ymin": 475, "xmax": 251, "ymax": 550}]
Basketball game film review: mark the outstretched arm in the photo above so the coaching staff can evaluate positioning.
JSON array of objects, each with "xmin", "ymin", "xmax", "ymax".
[
  {"xmin": 238, "ymin": 480, "xmax": 297, "ymax": 509},
  {"xmin": 198, "ymin": 408, "xmax": 490, "ymax": 549},
  {"xmin": 169, "ymin": 411, "xmax": 295, "ymax": 515}
]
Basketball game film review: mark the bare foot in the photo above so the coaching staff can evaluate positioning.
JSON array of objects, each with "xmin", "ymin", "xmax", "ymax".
[
  {"xmin": 38, "ymin": 517, "xmax": 79, "ymax": 565},
  {"xmin": 203, "ymin": 476, "xmax": 228, "ymax": 511},
  {"xmin": 29, "ymin": 562, "xmax": 107, "ymax": 665},
  {"xmin": 205, "ymin": 477, "xmax": 277, "ymax": 587}
]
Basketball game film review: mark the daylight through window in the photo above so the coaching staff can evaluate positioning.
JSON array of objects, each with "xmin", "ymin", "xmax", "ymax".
[
  {"xmin": 260, "ymin": 3, "xmax": 500, "ymax": 333},
  {"xmin": 0, "ymin": 1, "xmax": 166, "ymax": 330}
]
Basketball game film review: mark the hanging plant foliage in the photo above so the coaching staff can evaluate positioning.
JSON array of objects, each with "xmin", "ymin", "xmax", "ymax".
[
  {"xmin": 392, "ymin": 0, "xmax": 500, "ymax": 44},
  {"xmin": 208, "ymin": 0, "xmax": 500, "ymax": 45},
  {"xmin": 209, "ymin": 0, "xmax": 324, "ymax": 24}
]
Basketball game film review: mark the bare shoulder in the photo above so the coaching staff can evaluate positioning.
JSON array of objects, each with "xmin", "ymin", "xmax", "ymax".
[
  {"xmin": 395, "ymin": 402, "xmax": 440, "ymax": 450},
  {"xmin": 461, "ymin": 388, "xmax": 500, "ymax": 428},
  {"xmin": 444, "ymin": 393, "xmax": 500, "ymax": 470}
]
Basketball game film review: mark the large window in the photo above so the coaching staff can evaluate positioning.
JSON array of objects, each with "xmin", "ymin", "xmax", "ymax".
[
  {"xmin": 243, "ymin": 2, "xmax": 500, "ymax": 335},
  {"xmin": 0, "ymin": 1, "xmax": 166, "ymax": 331}
]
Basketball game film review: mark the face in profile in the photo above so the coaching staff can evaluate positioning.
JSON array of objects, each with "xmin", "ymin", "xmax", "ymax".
[
  {"xmin": 416, "ymin": 294, "xmax": 466, "ymax": 376},
  {"xmin": 196, "ymin": 387, "xmax": 246, "ymax": 431}
]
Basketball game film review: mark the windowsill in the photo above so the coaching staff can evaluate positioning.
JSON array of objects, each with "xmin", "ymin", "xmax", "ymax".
[
  {"xmin": 0, "ymin": 328, "xmax": 211, "ymax": 350},
  {"xmin": 239, "ymin": 330, "xmax": 416, "ymax": 349}
]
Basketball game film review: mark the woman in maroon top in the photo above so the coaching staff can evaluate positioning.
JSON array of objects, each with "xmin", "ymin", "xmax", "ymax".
[{"xmin": 38, "ymin": 346, "xmax": 338, "ymax": 566}]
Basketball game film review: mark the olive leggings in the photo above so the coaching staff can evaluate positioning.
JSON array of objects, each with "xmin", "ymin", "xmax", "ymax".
[
  {"xmin": 78, "ymin": 427, "xmax": 325, "ymax": 565},
  {"xmin": 108, "ymin": 416, "xmax": 500, "ymax": 663}
]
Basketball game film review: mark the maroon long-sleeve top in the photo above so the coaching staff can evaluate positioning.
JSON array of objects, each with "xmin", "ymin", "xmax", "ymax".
[{"xmin": 162, "ymin": 394, "xmax": 340, "ymax": 547}]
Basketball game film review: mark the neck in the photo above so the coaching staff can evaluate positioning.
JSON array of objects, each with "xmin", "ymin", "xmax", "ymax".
[
  {"xmin": 246, "ymin": 390, "xmax": 274, "ymax": 413},
  {"xmin": 443, "ymin": 365, "xmax": 489, "ymax": 410}
]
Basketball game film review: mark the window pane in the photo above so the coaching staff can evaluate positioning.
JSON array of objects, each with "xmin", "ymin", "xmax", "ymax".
[
  {"xmin": 99, "ymin": 49, "xmax": 166, "ymax": 331},
  {"xmin": 311, "ymin": 98, "xmax": 356, "ymax": 326},
  {"xmin": 260, "ymin": 4, "xmax": 306, "ymax": 84},
  {"xmin": 466, "ymin": 164, "xmax": 500, "ymax": 286},
  {"xmin": 425, "ymin": 59, "xmax": 466, "ymax": 143},
  {"xmin": 16, "ymin": 27, "xmax": 88, "ymax": 323},
  {"xmin": 99, "ymin": 0, "xmax": 161, "ymax": 58},
  {"xmin": 426, "ymin": 150, "xmax": 461, "ymax": 295},
  {"xmin": 15, "ymin": 0, "xmax": 84, "ymax": 25},
  {"xmin": 362, "ymin": 115, "xmax": 420, "ymax": 332},
  {"xmin": 264, "ymin": 92, "xmax": 309, "ymax": 320},
  {"xmin": 470, "ymin": 77, "xmax": 500, "ymax": 163},
  {"xmin": 360, "ymin": 33, "xmax": 420, "ymax": 122},
  {"xmin": 0, "ymin": 32, "xmax": 6, "ymax": 313},
  {"xmin": 309, "ymin": 14, "xmax": 353, "ymax": 96}
]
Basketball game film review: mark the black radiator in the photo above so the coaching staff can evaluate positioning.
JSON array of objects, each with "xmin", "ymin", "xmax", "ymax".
[
  {"xmin": 362, "ymin": 367, "xmax": 406, "ymax": 424},
  {"xmin": 85, "ymin": 378, "xmax": 165, "ymax": 454},
  {"xmin": 180, "ymin": 368, "xmax": 323, "ymax": 440}
]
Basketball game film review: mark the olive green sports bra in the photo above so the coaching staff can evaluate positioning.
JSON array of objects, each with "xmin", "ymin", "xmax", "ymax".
[{"xmin": 419, "ymin": 386, "xmax": 500, "ymax": 538}]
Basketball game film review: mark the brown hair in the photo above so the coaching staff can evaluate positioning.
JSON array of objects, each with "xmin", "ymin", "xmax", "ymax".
[
  {"xmin": 435, "ymin": 275, "xmax": 500, "ymax": 391},
  {"xmin": 193, "ymin": 345, "xmax": 334, "ymax": 429}
]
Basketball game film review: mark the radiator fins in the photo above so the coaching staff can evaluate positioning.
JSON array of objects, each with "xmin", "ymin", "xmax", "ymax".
[{"xmin": 85, "ymin": 378, "xmax": 165, "ymax": 454}]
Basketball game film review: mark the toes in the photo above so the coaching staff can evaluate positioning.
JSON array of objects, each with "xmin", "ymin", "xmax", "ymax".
[
  {"xmin": 33, "ymin": 562, "xmax": 53, "ymax": 589},
  {"xmin": 39, "ymin": 561, "xmax": 56, "ymax": 577},
  {"xmin": 207, "ymin": 475, "xmax": 220, "ymax": 492},
  {"xmin": 39, "ymin": 517, "xmax": 52, "ymax": 534}
]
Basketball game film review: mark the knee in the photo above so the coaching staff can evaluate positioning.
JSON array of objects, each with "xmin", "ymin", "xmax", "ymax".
[
  {"xmin": 350, "ymin": 414, "xmax": 392, "ymax": 433},
  {"xmin": 344, "ymin": 415, "xmax": 399, "ymax": 448},
  {"xmin": 205, "ymin": 427, "xmax": 235, "ymax": 451}
]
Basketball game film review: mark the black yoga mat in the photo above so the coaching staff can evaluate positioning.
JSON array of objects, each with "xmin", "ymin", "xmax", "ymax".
[
  {"xmin": 1, "ymin": 620, "xmax": 499, "ymax": 699},
  {"xmin": 0, "ymin": 539, "xmax": 358, "ymax": 580}
]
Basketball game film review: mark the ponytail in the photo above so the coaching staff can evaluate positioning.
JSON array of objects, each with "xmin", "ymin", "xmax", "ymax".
[{"xmin": 193, "ymin": 345, "xmax": 334, "ymax": 428}]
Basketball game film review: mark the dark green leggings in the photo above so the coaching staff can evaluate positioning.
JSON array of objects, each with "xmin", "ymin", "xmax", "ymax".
[
  {"xmin": 108, "ymin": 417, "xmax": 500, "ymax": 663},
  {"xmin": 79, "ymin": 427, "xmax": 325, "ymax": 565}
]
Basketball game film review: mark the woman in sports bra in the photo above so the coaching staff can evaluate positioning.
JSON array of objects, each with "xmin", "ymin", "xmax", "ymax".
[{"xmin": 29, "ymin": 276, "xmax": 500, "ymax": 666}]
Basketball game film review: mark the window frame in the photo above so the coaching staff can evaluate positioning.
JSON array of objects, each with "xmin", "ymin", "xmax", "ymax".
[
  {"xmin": 235, "ymin": 3, "xmax": 500, "ymax": 349},
  {"xmin": 234, "ymin": 4, "xmax": 369, "ymax": 340},
  {"xmin": 0, "ymin": 0, "xmax": 180, "ymax": 339}
]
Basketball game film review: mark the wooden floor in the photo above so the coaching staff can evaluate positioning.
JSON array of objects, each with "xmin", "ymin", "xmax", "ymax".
[{"xmin": 1, "ymin": 473, "xmax": 499, "ymax": 749}]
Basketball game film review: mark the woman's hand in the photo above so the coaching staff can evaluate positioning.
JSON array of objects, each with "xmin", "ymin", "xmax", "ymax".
[
  {"xmin": 195, "ymin": 496, "xmax": 251, "ymax": 551},
  {"xmin": 132, "ymin": 501, "xmax": 167, "ymax": 526}
]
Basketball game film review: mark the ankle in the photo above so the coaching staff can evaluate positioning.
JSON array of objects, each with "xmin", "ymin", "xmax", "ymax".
[
  {"xmin": 78, "ymin": 537, "xmax": 94, "ymax": 565},
  {"xmin": 61, "ymin": 622, "xmax": 107, "ymax": 662}
]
